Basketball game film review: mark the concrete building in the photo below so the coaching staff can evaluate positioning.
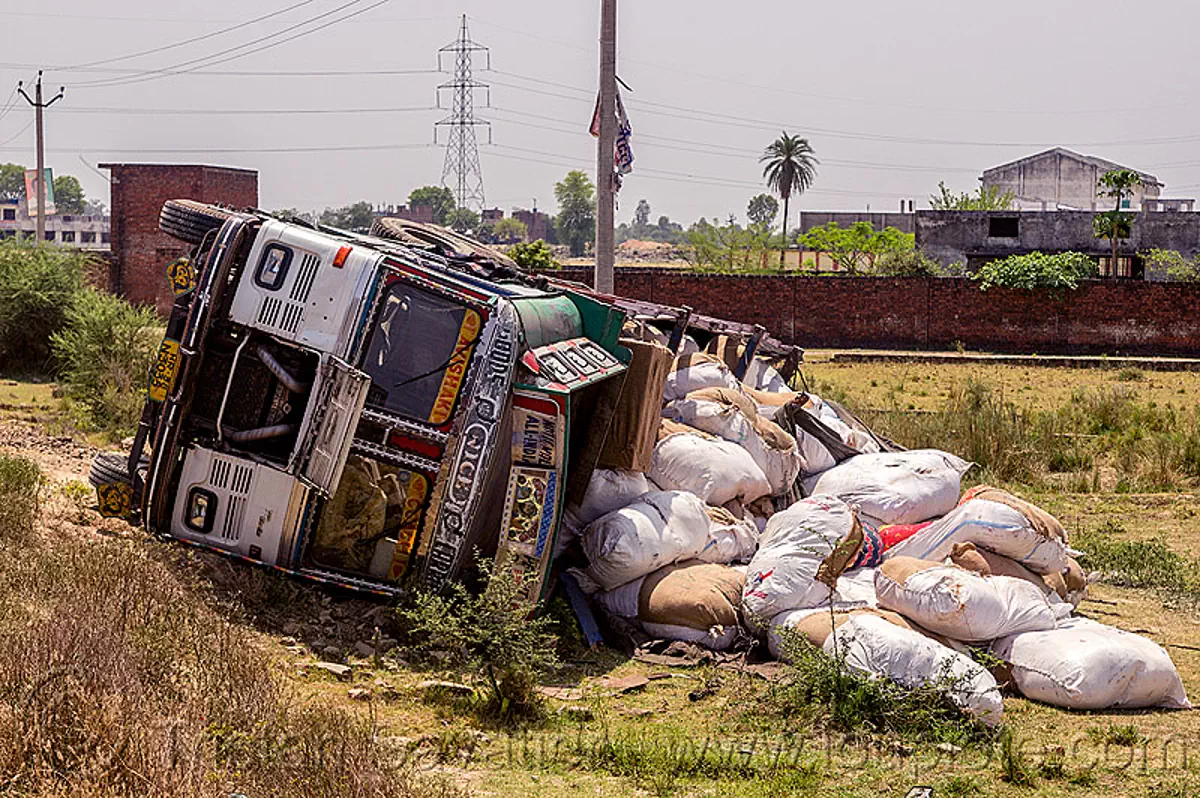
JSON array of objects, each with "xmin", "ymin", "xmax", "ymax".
[
  {"xmin": 373, "ymin": 203, "xmax": 435, "ymax": 224},
  {"xmin": 916, "ymin": 210, "xmax": 1200, "ymax": 280},
  {"xmin": 795, "ymin": 210, "xmax": 915, "ymax": 235},
  {"xmin": 481, "ymin": 207, "xmax": 503, "ymax": 223},
  {"xmin": 0, "ymin": 196, "xmax": 110, "ymax": 250},
  {"xmin": 101, "ymin": 163, "xmax": 258, "ymax": 314},
  {"xmin": 980, "ymin": 148, "xmax": 1174, "ymax": 211}
]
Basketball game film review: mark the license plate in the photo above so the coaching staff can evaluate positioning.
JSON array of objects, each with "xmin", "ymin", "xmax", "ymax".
[{"xmin": 148, "ymin": 338, "xmax": 182, "ymax": 403}]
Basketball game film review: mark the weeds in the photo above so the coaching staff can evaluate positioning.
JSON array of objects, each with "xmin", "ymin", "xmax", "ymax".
[
  {"xmin": 998, "ymin": 729, "xmax": 1036, "ymax": 786},
  {"xmin": 1072, "ymin": 521, "xmax": 1200, "ymax": 602},
  {"xmin": 764, "ymin": 627, "xmax": 995, "ymax": 747},
  {"xmin": 399, "ymin": 552, "xmax": 559, "ymax": 725},
  {"xmin": 0, "ymin": 494, "xmax": 459, "ymax": 797},
  {"xmin": 1086, "ymin": 723, "xmax": 1147, "ymax": 747},
  {"xmin": 0, "ymin": 452, "xmax": 40, "ymax": 542}
]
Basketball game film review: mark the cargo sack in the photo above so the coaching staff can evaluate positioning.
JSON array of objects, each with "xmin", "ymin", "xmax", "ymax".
[
  {"xmin": 802, "ymin": 449, "xmax": 971, "ymax": 527},
  {"xmin": 649, "ymin": 431, "xmax": 772, "ymax": 506},
  {"xmin": 702, "ymin": 505, "xmax": 761, "ymax": 565},
  {"xmin": 959, "ymin": 485, "xmax": 1067, "ymax": 543},
  {"xmin": 569, "ymin": 468, "xmax": 651, "ymax": 527},
  {"xmin": 949, "ymin": 542, "xmax": 1086, "ymax": 608},
  {"xmin": 767, "ymin": 607, "xmax": 915, "ymax": 657},
  {"xmin": 743, "ymin": 358, "xmax": 790, "ymax": 393},
  {"xmin": 598, "ymin": 339, "xmax": 673, "ymax": 473},
  {"xmin": 664, "ymin": 388, "xmax": 802, "ymax": 495},
  {"xmin": 580, "ymin": 490, "xmax": 748, "ymax": 592},
  {"xmin": 742, "ymin": 495, "xmax": 865, "ymax": 631},
  {"xmin": 825, "ymin": 613, "xmax": 1004, "ymax": 725},
  {"xmin": 876, "ymin": 557, "xmax": 1063, "ymax": 643},
  {"xmin": 992, "ymin": 617, "xmax": 1191, "ymax": 710},
  {"xmin": 664, "ymin": 353, "xmax": 742, "ymax": 402},
  {"xmin": 804, "ymin": 394, "xmax": 883, "ymax": 455},
  {"xmin": 885, "ymin": 498, "xmax": 1070, "ymax": 576},
  {"xmin": 640, "ymin": 561, "xmax": 745, "ymax": 650}
]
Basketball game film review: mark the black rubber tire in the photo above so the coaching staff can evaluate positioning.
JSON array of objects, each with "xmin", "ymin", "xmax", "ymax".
[
  {"xmin": 88, "ymin": 452, "xmax": 140, "ymax": 487},
  {"xmin": 159, "ymin": 199, "xmax": 234, "ymax": 245}
]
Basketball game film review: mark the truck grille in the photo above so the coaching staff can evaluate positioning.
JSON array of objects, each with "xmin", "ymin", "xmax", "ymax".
[
  {"xmin": 210, "ymin": 455, "xmax": 253, "ymax": 543},
  {"xmin": 255, "ymin": 251, "xmax": 320, "ymax": 336}
]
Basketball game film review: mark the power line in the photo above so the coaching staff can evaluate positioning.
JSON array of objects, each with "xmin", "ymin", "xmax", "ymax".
[
  {"xmin": 0, "ymin": 61, "xmax": 440, "ymax": 78},
  {"xmin": 62, "ymin": 0, "xmax": 322, "ymax": 70},
  {"xmin": 70, "ymin": 0, "xmax": 389, "ymax": 89},
  {"xmin": 0, "ymin": 141, "xmax": 436, "ymax": 155},
  {"xmin": 56, "ymin": 104, "xmax": 438, "ymax": 116}
]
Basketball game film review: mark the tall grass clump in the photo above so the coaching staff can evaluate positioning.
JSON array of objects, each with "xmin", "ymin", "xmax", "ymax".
[
  {"xmin": 0, "ymin": 239, "xmax": 87, "ymax": 373},
  {"xmin": 51, "ymin": 287, "xmax": 160, "ymax": 438},
  {"xmin": 0, "ymin": 452, "xmax": 40, "ymax": 543},
  {"xmin": 0, "ymin": 501, "xmax": 459, "ymax": 796}
]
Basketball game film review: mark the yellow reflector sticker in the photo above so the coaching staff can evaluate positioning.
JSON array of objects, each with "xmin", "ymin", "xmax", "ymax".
[
  {"xmin": 428, "ymin": 309, "xmax": 481, "ymax": 425},
  {"xmin": 166, "ymin": 257, "xmax": 196, "ymax": 296},
  {"xmin": 97, "ymin": 481, "xmax": 133, "ymax": 518},
  {"xmin": 148, "ymin": 338, "xmax": 181, "ymax": 403}
]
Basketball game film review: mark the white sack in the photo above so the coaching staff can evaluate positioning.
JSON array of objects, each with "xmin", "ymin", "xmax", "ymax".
[
  {"xmin": 825, "ymin": 614, "xmax": 1004, "ymax": 725},
  {"xmin": 649, "ymin": 432, "xmax": 771, "ymax": 505},
  {"xmin": 593, "ymin": 576, "xmax": 643, "ymax": 618},
  {"xmin": 664, "ymin": 358, "xmax": 741, "ymax": 402},
  {"xmin": 581, "ymin": 490, "xmax": 755, "ymax": 592},
  {"xmin": 663, "ymin": 397, "xmax": 801, "ymax": 495},
  {"xmin": 804, "ymin": 395, "xmax": 882, "ymax": 455},
  {"xmin": 875, "ymin": 564, "xmax": 1063, "ymax": 642},
  {"xmin": 641, "ymin": 621, "xmax": 740, "ymax": 651},
  {"xmin": 886, "ymin": 498, "xmax": 1070, "ymax": 576},
  {"xmin": 993, "ymin": 617, "xmax": 1191, "ymax": 710},
  {"xmin": 569, "ymin": 468, "xmax": 651, "ymax": 527},
  {"xmin": 802, "ymin": 449, "xmax": 971, "ymax": 526},
  {"xmin": 742, "ymin": 495, "xmax": 860, "ymax": 631},
  {"xmin": 743, "ymin": 358, "xmax": 789, "ymax": 393}
]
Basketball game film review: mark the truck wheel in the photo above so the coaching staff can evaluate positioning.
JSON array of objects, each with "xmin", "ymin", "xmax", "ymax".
[
  {"xmin": 89, "ymin": 452, "xmax": 132, "ymax": 487},
  {"xmin": 159, "ymin": 199, "xmax": 233, "ymax": 245}
]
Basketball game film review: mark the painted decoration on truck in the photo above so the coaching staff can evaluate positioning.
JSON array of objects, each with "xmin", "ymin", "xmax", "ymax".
[
  {"xmin": 148, "ymin": 338, "xmax": 182, "ymax": 403},
  {"xmin": 428, "ymin": 308, "xmax": 481, "ymax": 425},
  {"xmin": 387, "ymin": 471, "xmax": 429, "ymax": 581}
]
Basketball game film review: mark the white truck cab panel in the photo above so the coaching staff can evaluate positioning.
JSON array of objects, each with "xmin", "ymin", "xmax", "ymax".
[
  {"xmin": 228, "ymin": 220, "xmax": 380, "ymax": 357},
  {"xmin": 172, "ymin": 446, "xmax": 309, "ymax": 566}
]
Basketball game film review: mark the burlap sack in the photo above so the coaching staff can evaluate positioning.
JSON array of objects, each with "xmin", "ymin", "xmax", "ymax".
[{"xmin": 637, "ymin": 560, "xmax": 744, "ymax": 631}]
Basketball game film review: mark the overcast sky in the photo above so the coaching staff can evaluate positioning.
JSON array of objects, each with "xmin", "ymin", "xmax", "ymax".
[{"xmin": 2, "ymin": 1, "xmax": 1199, "ymax": 225}]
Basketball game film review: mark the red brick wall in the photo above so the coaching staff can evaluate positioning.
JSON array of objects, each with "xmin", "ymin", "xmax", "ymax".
[
  {"xmin": 550, "ymin": 268, "xmax": 1200, "ymax": 355},
  {"xmin": 103, "ymin": 164, "xmax": 258, "ymax": 313}
]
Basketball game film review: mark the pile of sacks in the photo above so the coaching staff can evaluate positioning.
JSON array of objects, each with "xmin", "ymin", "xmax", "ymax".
[{"xmin": 562, "ymin": 347, "xmax": 1191, "ymax": 724}]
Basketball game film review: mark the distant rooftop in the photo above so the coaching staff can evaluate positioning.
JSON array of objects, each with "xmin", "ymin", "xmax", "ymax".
[{"xmin": 982, "ymin": 147, "xmax": 1162, "ymax": 188}]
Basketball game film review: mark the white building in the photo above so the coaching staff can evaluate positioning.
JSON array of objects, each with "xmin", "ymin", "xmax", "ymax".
[{"xmin": 0, "ymin": 196, "xmax": 110, "ymax": 251}]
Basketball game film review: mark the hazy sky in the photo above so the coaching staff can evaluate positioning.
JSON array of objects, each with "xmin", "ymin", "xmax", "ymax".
[{"xmin": 3, "ymin": 1, "xmax": 1199, "ymax": 224}]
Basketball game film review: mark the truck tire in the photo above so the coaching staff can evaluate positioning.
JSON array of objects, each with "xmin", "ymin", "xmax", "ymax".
[
  {"xmin": 159, "ymin": 199, "xmax": 233, "ymax": 245},
  {"xmin": 89, "ymin": 452, "xmax": 131, "ymax": 487}
]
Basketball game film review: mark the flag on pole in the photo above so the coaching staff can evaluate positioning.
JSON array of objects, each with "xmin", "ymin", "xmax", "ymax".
[{"xmin": 590, "ymin": 88, "xmax": 634, "ymax": 193}]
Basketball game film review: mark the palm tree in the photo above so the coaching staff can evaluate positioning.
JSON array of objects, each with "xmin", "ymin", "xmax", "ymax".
[{"xmin": 761, "ymin": 133, "xmax": 818, "ymax": 268}]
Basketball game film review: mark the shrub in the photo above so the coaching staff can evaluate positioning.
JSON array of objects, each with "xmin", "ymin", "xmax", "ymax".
[
  {"xmin": 508, "ymin": 238, "xmax": 558, "ymax": 270},
  {"xmin": 973, "ymin": 251, "xmax": 1096, "ymax": 292},
  {"xmin": 0, "ymin": 238, "xmax": 87, "ymax": 373},
  {"xmin": 1143, "ymin": 248, "xmax": 1200, "ymax": 282},
  {"xmin": 50, "ymin": 288, "xmax": 159, "ymax": 438},
  {"xmin": 398, "ymin": 553, "xmax": 559, "ymax": 723},
  {"xmin": 872, "ymin": 247, "xmax": 942, "ymax": 277},
  {"xmin": 0, "ymin": 453, "xmax": 40, "ymax": 543}
]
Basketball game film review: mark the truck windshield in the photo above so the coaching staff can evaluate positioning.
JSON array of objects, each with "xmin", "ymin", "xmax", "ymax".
[{"xmin": 361, "ymin": 281, "xmax": 481, "ymax": 425}]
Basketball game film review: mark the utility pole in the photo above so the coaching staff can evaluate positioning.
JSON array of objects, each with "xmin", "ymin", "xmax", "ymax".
[
  {"xmin": 436, "ymin": 15, "xmax": 490, "ymax": 219},
  {"xmin": 17, "ymin": 72, "xmax": 64, "ymax": 246},
  {"xmin": 594, "ymin": 0, "xmax": 616, "ymax": 294}
]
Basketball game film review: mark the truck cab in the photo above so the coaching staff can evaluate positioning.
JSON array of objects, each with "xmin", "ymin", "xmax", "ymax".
[{"xmin": 104, "ymin": 201, "xmax": 629, "ymax": 600}]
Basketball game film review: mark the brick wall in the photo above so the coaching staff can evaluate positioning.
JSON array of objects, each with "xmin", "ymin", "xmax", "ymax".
[
  {"xmin": 550, "ymin": 268, "xmax": 1200, "ymax": 355},
  {"xmin": 101, "ymin": 164, "xmax": 258, "ymax": 313}
]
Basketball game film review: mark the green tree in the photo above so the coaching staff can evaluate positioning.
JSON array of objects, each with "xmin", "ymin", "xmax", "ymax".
[
  {"xmin": 929, "ymin": 182, "xmax": 1015, "ymax": 211},
  {"xmin": 1094, "ymin": 169, "xmax": 1142, "ymax": 274},
  {"xmin": 52, "ymin": 175, "xmax": 85, "ymax": 214},
  {"xmin": 634, "ymin": 198, "xmax": 651, "ymax": 227},
  {"xmin": 747, "ymin": 193, "xmax": 779, "ymax": 228},
  {"xmin": 797, "ymin": 221, "xmax": 913, "ymax": 275},
  {"xmin": 1142, "ymin": 248, "xmax": 1200, "ymax": 282},
  {"xmin": 0, "ymin": 164, "xmax": 25, "ymax": 201},
  {"xmin": 553, "ymin": 170, "xmax": 596, "ymax": 257},
  {"xmin": 508, "ymin": 239, "xmax": 557, "ymax": 270},
  {"xmin": 685, "ymin": 214, "xmax": 773, "ymax": 271},
  {"xmin": 761, "ymin": 133, "xmax": 818, "ymax": 268},
  {"xmin": 407, "ymin": 185, "xmax": 456, "ymax": 225},
  {"xmin": 318, "ymin": 201, "xmax": 374, "ymax": 232},
  {"xmin": 446, "ymin": 207, "xmax": 480, "ymax": 233},
  {"xmin": 493, "ymin": 216, "xmax": 527, "ymax": 242}
]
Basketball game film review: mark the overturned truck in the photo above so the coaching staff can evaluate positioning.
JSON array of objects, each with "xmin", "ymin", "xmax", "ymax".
[{"xmin": 91, "ymin": 202, "xmax": 800, "ymax": 600}]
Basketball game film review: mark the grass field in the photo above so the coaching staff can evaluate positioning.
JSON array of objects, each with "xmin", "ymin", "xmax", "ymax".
[{"xmin": 2, "ymin": 360, "xmax": 1200, "ymax": 797}]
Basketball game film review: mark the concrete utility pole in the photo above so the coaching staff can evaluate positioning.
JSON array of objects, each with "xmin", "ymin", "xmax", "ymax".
[
  {"xmin": 17, "ymin": 72, "xmax": 64, "ymax": 246},
  {"xmin": 595, "ymin": 0, "xmax": 617, "ymax": 294}
]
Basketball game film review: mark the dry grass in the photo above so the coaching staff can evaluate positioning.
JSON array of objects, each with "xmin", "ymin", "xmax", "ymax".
[{"xmin": 0, "ymin": 453, "xmax": 462, "ymax": 798}]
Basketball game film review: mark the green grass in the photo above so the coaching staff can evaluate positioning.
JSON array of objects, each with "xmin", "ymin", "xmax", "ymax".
[{"xmin": 1072, "ymin": 520, "xmax": 1200, "ymax": 603}]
